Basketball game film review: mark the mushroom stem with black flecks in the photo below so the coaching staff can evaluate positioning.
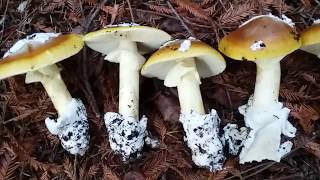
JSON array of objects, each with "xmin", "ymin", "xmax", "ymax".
[
  {"xmin": 1, "ymin": 33, "xmax": 89, "ymax": 156},
  {"xmin": 218, "ymin": 14, "xmax": 300, "ymax": 163},
  {"xmin": 142, "ymin": 39, "xmax": 227, "ymax": 171},
  {"xmin": 84, "ymin": 23, "xmax": 172, "ymax": 160},
  {"xmin": 105, "ymin": 39, "xmax": 145, "ymax": 118}
]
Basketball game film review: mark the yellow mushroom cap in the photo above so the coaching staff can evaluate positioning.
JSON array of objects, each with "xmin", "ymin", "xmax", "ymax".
[
  {"xmin": 141, "ymin": 39, "xmax": 226, "ymax": 80},
  {"xmin": 300, "ymin": 23, "xmax": 320, "ymax": 56},
  {"xmin": 218, "ymin": 15, "xmax": 301, "ymax": 61},
  {"xmin": 0, "ymin": 34, "xmax": 84, "ymax": 80},
  {"xmin": 83, "ymin": 25, "xmax": 172, "ymax": 55}
]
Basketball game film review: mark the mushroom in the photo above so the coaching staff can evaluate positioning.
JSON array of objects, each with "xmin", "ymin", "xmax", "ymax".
[
  {"xmin": 83, "ymin": 23, "xmax": 171, "ymax": 160},
  {"xmin": 1, "ymin": 33, "xmax": 89, "ymax": 155},
  {"xmin": 300, "ymin": 21, "xmax": 320, "ymax": 58},
  {"xmin": 141, "ymin": 39, "xmax": 226, "ymax": 171},
  {"xmin": 218, "ymin": 14, "xmax": 299, "ymax": 163}
]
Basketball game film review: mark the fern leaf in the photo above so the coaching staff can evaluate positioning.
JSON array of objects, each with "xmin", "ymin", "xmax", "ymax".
[
  {"xmin": 0, "ymin": 144, "xmax": 19, "ymax": 180},
  {"xmin": 172, "ymin": 0, "xmax": 211, "ymax": 21}
]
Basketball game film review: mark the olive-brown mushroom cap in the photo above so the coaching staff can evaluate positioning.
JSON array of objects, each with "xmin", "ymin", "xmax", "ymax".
[
  {"xmin": 141, "ymin": 40, "xmax": 226, "ymax": 80},
  {"xmin": 218, "ymin": 15, "xmax": 301, "ymax": 61},
  {"xmin": 0, "ymin": 34, "xmax": 84, "ymax": 80},
  {"xmin": 300, "ymin": 24, "xmax": 320, "ymax": 55},
  {"xmin": 83, "ymin": 25, "xmax": 172, "ymax": 55}
]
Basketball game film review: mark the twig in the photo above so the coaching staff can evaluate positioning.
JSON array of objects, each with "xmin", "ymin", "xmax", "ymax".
[
  {"xmin": 79, "ymin": 0, "xmax": 109, "ymax": 117},
  {"xmin": 0, "ymin": 0, "xmax": 9, "ymax": 42},
  {"xmin": 218, "ymin": 0, "xmax": 227, "ymax": 11},
  {"xmin": 225, "ymin": 88, "xmax": 234, "ymax": 120},
  {"xmin": 126, "ymin": 0, "xmax": 135, "ymax": 23},
  {"xmin": 166, "ymin": 1, "xmax": 195, "ymax": 37},
  {"xmin": 72, "ymin": 155, "xmax": 78, "ymax": 180},
  {"xmin": 81, "ymin": 48, "xmax": 101, "ymax": 117}
]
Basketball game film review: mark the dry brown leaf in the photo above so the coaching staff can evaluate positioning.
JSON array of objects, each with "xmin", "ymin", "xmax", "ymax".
[
  {"xmin": 103, "ymin": 165, "xmax": 120, "ymax": 180},
  {"xmin": 304, "ymin": 142, "xmax": 320, "ymax": 159},
  {"xmin": 286, "ymin": 103, "xmax": 320, "ymax": 134}
]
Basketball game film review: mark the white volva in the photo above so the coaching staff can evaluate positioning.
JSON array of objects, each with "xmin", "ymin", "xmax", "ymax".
[{"xmin": 239, "ymin": 96, "xmax": 296, "ymax": 163}]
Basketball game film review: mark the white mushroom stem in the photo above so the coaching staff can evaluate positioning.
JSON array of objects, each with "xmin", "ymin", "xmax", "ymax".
[
  {"xmin": 164, "ymin": 58, "xmax": 205, "ymax": 114},
  {"xmin": 25, "ymin": 64, "xmax": 72, "ymax": 116},
  {"xmin": 105, "ymin": 39, "xmax": 145, "ymax": 119},
  {"xmin": 252, "ymin": 58, "xmax": 282, "ymax": 109}
]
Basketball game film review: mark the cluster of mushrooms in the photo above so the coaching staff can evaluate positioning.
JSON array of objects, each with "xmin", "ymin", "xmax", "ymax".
[{"xmin": 0, "ymin": 14, "xmax": 319, "ymax": 171}]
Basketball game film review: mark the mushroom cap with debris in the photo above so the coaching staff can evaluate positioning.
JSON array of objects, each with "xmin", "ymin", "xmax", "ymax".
[
  {"xmin": 218, "ymin": 15, "xmax": 301, "ymax": 61},
  {"xmin": 0, "ymin": 34, "xmax": 84, "ymax": 80},
  {"xmin": 83, "ymin": 24, "xmax": 172, "ymax": 55},
  {"xmin": 141, "ymin": 39, "xmax": 226, "ymax": 80},
  {"xmin": 300, "ymin": 23, "xmax": 320, "ymax": 56}
]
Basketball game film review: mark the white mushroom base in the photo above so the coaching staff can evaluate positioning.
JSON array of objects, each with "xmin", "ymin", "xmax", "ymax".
[
  {"xmin": 222, "ymin": 124, "xmax": 248, "ymax": 155},
  {"xmin": 45, "ymin": 99, "xmax": 89, "ymax": 156},
  {"xmin": 104, "ymin": 112, "xmax": 147, "ymax": 161},
  {"xmin": 238, "ymin": 96, "xmax": 296, "ymax": 163},
  {"xmin": 179, "ymin": 109, "xmax": 225, "ymax": 171}
]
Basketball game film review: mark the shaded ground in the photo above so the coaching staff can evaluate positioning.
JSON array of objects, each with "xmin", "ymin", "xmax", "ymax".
[{"xmin": 0, "ymin": 0, "xmax": 320, "ymax": 179}]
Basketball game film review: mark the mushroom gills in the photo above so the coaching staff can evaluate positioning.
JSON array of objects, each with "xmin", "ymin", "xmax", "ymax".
[
  {"xmin": 179, "ymin": 109, "xmax": 225, "ymax": 171},
  {"xmin": 164, "ymin": 58, "xmax": 205, "ymax": 114}
]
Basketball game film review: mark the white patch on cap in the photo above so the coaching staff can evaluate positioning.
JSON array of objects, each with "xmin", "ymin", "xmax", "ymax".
[
  {"xmin": 45, "ymin": 99, "xmax": 89, "ymax": 156},
  {"xmin": 105, "ymin": 22, "xmax": 140, "ymax": 28},
  {"xmin": 104, "ymin": 112, "xmax": 147, "ymax": 161},
  {"xmin": 250, "ymin": 40, "xmax": 266, "ymax": 51},
  {"xmin": 179, "ymin": 109, "xmax": 225, "ymax": 171},
  {"xmin": 313, "ymin": 19, "xmax": 320, "ymax": 25},
  {"xmin": 240, "ymin": 14, "xmax": 295, "ymax": 28},
  {"xmin": 17, "ymin": 1, "xmax": 28, "ymax": 13},
  {"xmin": 3, "ymin": 33, "xmax": 60, "ymax": 58},
  {"xmin": 281, "ymin": 15, "xmax": 295, "ymax": 27},
  {"xmin": 178, "ymin": 40, "xmax": 191, "ymax": 52},
  {"xmin": 160, "ymin": 39, "xmax": 179, "ymax": 48},
  {"xmin": 238, "ymin": 95, "xmax": 296, "ymax": 163}
]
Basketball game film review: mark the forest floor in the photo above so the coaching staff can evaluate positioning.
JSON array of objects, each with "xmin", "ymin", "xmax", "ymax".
[{"xmin": 0, "ymin": 0, "xmax": 320, "ymax": 179}]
